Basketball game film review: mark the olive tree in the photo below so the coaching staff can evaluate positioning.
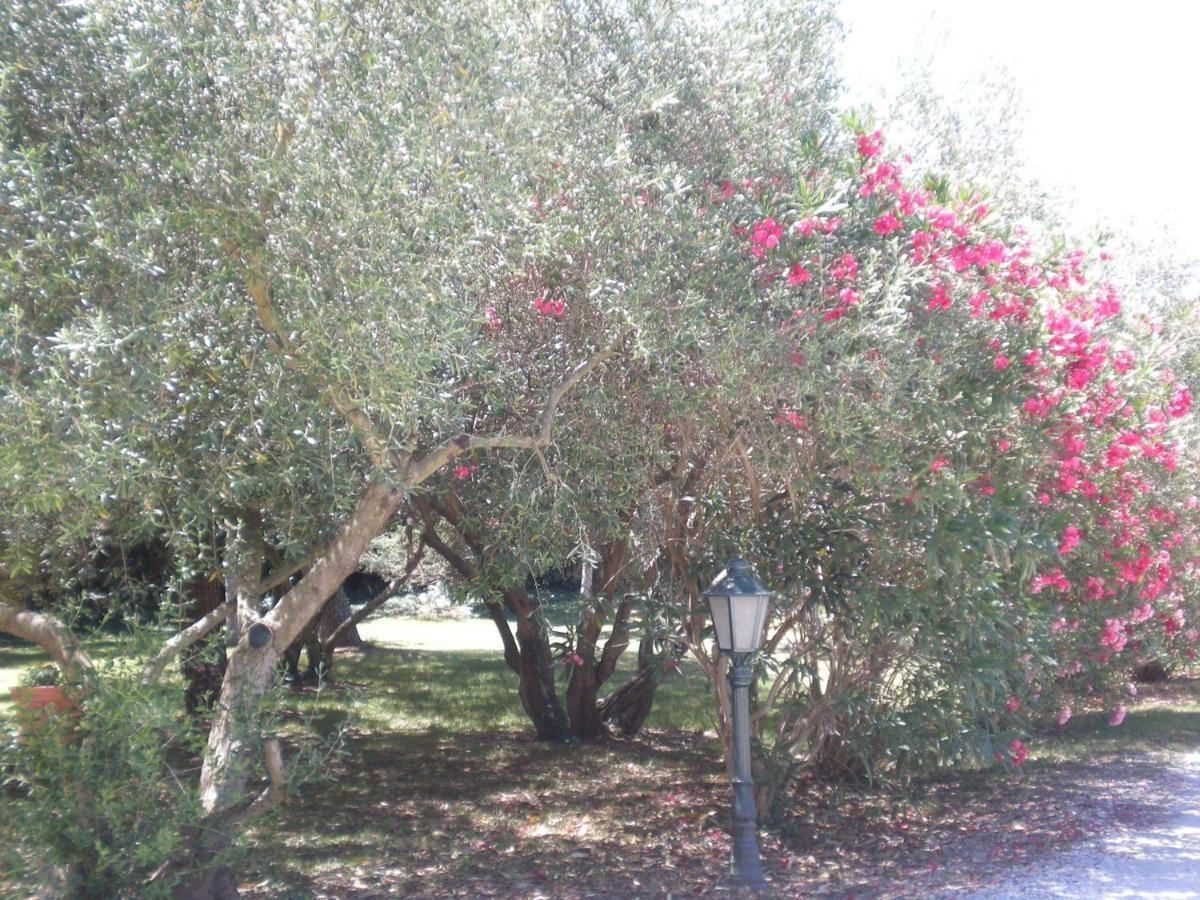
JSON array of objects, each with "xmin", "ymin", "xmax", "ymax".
[{"xmin": 0, "ymin": 0, "xmax": 845, "ymax": 891}]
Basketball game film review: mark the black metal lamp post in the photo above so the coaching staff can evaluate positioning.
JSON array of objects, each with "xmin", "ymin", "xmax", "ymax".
[{"xmin": 703, "ymin": 557, "xmax": 772, "ymax": 890}]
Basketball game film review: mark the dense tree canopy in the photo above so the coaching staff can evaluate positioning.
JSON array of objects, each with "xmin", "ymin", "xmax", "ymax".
[{"xmin": 1, "ymin": 0, "xmax": 1197, "ymax": 895}]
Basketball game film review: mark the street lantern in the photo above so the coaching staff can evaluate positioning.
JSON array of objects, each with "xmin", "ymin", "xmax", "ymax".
[
  {"xmin": 703, "ymin": 556, "xmax": 772, "ymax": 890},
  {"xmin": 704, "ymin": 558, "xmax": 772, "ymax": 654}
]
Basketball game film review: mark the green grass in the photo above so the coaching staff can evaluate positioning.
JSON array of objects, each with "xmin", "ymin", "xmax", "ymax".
[
  {"xmin": 1028, "ymin": 677, "xmax": 1200, "ymax": 765},
  {"xmin": 286, "ymin": 613, "xmax": 715, "ymax": 737},
  {"xmin": 4, "ymin": 615, "xmax": 1199, "ymax": 897}
]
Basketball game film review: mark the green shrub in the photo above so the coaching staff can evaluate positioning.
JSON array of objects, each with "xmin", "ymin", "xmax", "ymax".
[
  {"xmin": 17, "ymin": 664, "xmax": 62, "ymax": 687},
  {"xmin": 1, "ymin": 667, "xmax": 218, "ymax": 898}
]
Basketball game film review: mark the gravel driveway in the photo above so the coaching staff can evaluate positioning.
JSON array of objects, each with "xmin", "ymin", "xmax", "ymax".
[{"xmin": 963, "ymin": 752, "xmax": 1200, "ymax": 899}]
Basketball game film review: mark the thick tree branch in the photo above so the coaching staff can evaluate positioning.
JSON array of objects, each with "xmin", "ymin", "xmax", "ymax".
[
  {"xmin": 257, "ymin": 552, "xmax": 316, "ymax": 597},
  {"xmin": 595, "ymin": 597, "xmax": 635, "ymax": 686},
  {"xmin": 0, "ymin": 602, "xmax": 94, "ymax": 685},
  {"xmin": 261, "ymin": 478, "xmax": 405, "ymax": 651}
]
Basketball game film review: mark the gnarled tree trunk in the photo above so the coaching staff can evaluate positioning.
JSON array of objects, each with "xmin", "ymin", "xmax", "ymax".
[
  {"xmin": 319, "ymin": 587, "xmax": 362, "ymax": 648},
  {"xmin": 598, "ymin": 635, "xmax": 664, "ymax": 736},
  {"xmin": 566, "ymin": 538, "xmax": 641, "ymax": 740},
  {"xmin": 503, "ymin": 585, "xmax": 571, "ymax": 740}
]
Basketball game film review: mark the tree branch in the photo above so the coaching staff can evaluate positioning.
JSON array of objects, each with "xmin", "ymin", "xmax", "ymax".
[
  {"xmin": 257, "ymin": 552, "xmax": 316, "ymax": 597},
  {"xmin": 321, "ymin": 539, "xmax": 425, "ymax": 653},
  {"xmin": 229, "ymin": 738, "xmax": 288, "ymax": 825},
  {"xmin": 0, "ymin": 602, "xmax": 94, "ymax": 685},
  {"xmin": 240, "ymin": 256, "xmax": 397, "ymax": 470},
  {"xmin": 143, "ymin": 603, "xmax": 234, "ymax": 682},
  {"xmin": 402, "ymin": 330, "xmax": 628, "ymax": 485}
]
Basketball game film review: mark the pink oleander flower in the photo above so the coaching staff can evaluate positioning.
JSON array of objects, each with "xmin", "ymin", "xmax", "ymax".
[
  {"xmin": 930, "ymin": 456, "xmax": 950, "ymax": 473},
  {"xmin": 994, "ymin": 354, "xmax": 1009, "ymax": 370},
  {"xmin": 926, "ymin": 283, "xmax": 951, "ymax": 311},
  {"xmin": 873, "ymin": 211, "xmax": 902, "ymax": 235},
  {"xmin": 1009, "ymin": 739, "xmax": 1027, "ymax": 766},
  {"xmin": 1129, "ymin": 602, "xmax": 1154, "ymax": 624},
  {"xmin": 533, "ymin": 297, "xmax": 565, "ymax": 317},
  {"xmin": 857, "ymin": 130, "xmax": 884, "ymax": 159},
  {"xmin": 830, "ymin": 252, "xmax": 859, "ymax": 280},
  {"xmin": 774, "ymin": 410, "xmax": 806, "ymax": 430},
  {"xmin": 1168, "ymin": 385, "xmax": 1192, "ymax": 418},
  {"xmin": 1100, "ymin": 618, "xmax": 1128, "ymax": 653},
  {"xmin": 1109, "ymin": 705, "xmax": 1126, "ymax": 727},
  {"xmin": 997, "ymin": 438, "xmax": 1012, "ymax": 452},
  {"xmin": 1058, "ymin": 706, "xmax": 1072, "ymax": 726},
  {"xmin": 1005, "ymin": 695, "xmax": 1020, "ymax": 713},
  {"xmin": 749, "ymin": 218, "xmax": 783, "ymax": 256},
  {"xmin": 1058, "ymin": 526, "xmax": 1082, "ymax": 555},
  {"xmin": 786, "ymin": 262, "xmax": 812, "ymax": 285}
]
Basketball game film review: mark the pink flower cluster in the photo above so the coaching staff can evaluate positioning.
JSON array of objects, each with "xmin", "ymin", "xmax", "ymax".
[
  {"xmin": 774, "ymin": 410, "xmax": 806, "ymax": 431},
  {"xmin": 750, "ymin": 218, "xmax": 783, "ymax": 257},
  {"xmin": 733, "ymin": 131, "xmax": 1199, "ymax": 746},
  {"xmin": 533, "ymin": 296, "xmax": 565, "ymax": 317}
]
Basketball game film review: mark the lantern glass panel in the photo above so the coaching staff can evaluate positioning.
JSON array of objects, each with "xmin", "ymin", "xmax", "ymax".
[
  {"xmin": 729, "ymin": 594, "xmax": 769, "ymax": 653},
  {"xmin": 708, "ymin": 593, "xmax": 733, "ymax": 652}
]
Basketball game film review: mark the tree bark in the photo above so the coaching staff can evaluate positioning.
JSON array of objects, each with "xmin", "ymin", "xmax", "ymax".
[
  {"xmin": 598, "ymin": 636, "xmax": 663, "ymax": 737},
  {"xmin": 565, "ymin": 655, "xmax": 604, "ymax": 740},
  {"xmin": 0, "ymin": 602, "xmax": 94, "ymax": 685},
  {"xmin": 566, "ymin": 539, "xmax": 629, "ymax": 739},
  {"xmin": 318, "ymin": 588, "xmax": 362, "ymax": 649},
  {"xmin": 503, "ymin": 586, "xmax": 571, "ymax": 741},
  {"xmin": 197, "ymin": 479, "xmax": 403, "ymax": 818}
]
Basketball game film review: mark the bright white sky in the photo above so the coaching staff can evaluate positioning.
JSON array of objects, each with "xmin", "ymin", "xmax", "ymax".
[{"xmin": 836, "ymin": 0, "xmax": 1200, "ymax": 266}]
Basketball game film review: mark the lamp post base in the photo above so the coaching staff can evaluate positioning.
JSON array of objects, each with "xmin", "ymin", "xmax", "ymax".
[{"xmin": 732, "ymin": 874, "xmax": 769, "ymax": 891}]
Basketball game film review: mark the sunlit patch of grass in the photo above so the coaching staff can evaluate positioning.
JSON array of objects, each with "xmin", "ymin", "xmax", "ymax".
[
  {"xmin": 1027, "ymin": 675, "xmax": 1200, "ymax": 766},
  {"xmin": 286, "ymin": 614, "xmax": 715, "ymax": 737}
]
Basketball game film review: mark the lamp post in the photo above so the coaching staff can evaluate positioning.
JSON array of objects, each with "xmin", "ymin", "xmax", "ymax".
[{"xmin": 703, "ymin": 557, "xmax": 772, "ymax": 891}]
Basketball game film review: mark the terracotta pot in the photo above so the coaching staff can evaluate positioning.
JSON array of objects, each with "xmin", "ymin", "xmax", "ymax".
[
  {"xmin": 9, "ymin": 685, "xmax": 79, "ymax": 743},
  {"xmin": 10, "ymin": 685, "xmax": 74, "ymax": 714}
]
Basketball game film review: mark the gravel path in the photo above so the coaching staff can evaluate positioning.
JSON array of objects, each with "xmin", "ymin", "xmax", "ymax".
[{"xmin": 964, "ymin": 752, "xmax": 1200, "ymax": 899}]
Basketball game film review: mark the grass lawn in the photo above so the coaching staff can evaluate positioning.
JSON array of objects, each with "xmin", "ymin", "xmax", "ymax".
[{"xmin": 2, "ymin": 612, "xmax": 1199, "ymax": 898}]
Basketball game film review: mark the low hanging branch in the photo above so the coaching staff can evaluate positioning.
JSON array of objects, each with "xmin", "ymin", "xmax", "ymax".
[
  {"xmin": 256, "ymin": 550, "xmax": 318, "ymax": 597},
  {"xmin": 0, "ymin": 601, "xmax": 95, "ymax": 685},
  {"xmin": 142, "ymin": 602, "xmax": 234, "ymax": 682}
]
